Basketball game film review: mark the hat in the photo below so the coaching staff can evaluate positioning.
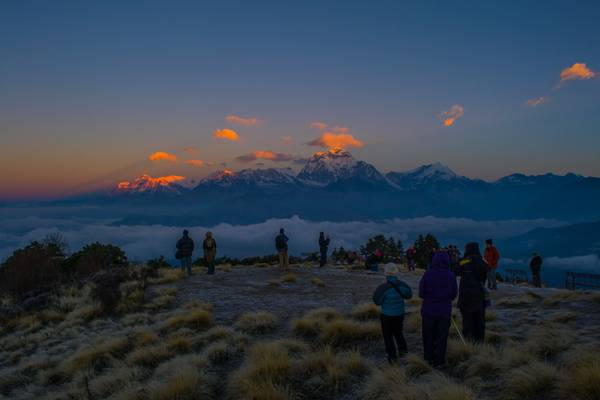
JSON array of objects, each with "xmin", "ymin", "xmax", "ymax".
[{"xmin": 384, "ymin": 263, "xmax": 398, "ymax": 276}]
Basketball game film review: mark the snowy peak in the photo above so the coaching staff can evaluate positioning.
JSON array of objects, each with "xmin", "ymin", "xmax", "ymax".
[
  {"xmin": 386, "ymin": 163, "xmax": 473, "ymax": 191},
  {"xmin": 114, "ymin": 174, "xmax": 189, "ymax": 195},
  {"xmin": 198, "ymin": 167, "xmax": 299, "ymax": 188},
  {"xmin": 403, "ymin": 162, "xmax": 459, "ymax": 181},
  {"xmin": 297, "ymin": 148, "xmax": 385, "ymax": 185}
]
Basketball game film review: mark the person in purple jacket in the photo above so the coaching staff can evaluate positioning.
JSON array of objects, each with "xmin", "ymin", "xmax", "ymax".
[{"xmin": 419, "ymin": 251, "xmax": 458, "ymax": 368}]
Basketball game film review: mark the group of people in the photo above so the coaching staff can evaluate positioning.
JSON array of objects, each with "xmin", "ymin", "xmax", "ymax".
[
  {"xmin": 373, "ymin": 241, "xmax": 490, "ymax": 367},
  {"xmin": 175, "ymin": 230, "xmax": 217, "ymax": 275}
]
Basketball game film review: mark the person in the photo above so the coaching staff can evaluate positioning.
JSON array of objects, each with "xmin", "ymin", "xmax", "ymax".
[
  {"xmin": 455, "ymin": 242, "xmax": 488, "ymax": 343},
  {"xmin": 419, "ymin": 251, "xmax": 458, "ymax": 368},
  {"xmin": 366, "ymin": 248, "xmax": 383, "ymax": 272},
  {"xmin": 406, "ymin": 246, "xmax": 416, "ymax": 271},
  {"xmin": 176, "ymin": 229, "xmax": 194, "ymax": 276},
  {"xmin": 448, "ymin": 245, "xmax": 460, "ymax": 272},
  {"xmin": 373, "ymin": 263, "xmax": 413, "ymax": 363},
  {"xmin": 203, "ymin": 231, "xmax": 217, "ymax": 275},
  {"xmin": 275, "ymin": 228, "xmax": 289, "ymax": 270},
  {"xmin": 318, "ymin": 232, "xmax": 330, "ymax": 267},
  {"xmin": 530, "ymin": 252, "xmax": 543, "ymax": 288},
  {"xmin": 483, "ymin": 239, "xmax": 500, "ymax": 290}
]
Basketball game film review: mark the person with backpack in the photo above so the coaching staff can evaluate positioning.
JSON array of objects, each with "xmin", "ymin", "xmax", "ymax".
[
  {"xmin": 530, "ymin": 252, "xmax": 543, "ymax": 288},
  {"xmin": 406, "ymin": 246, "xmax": 416, "ymax": 271},
  {"xmin": 203, "ymin": 231, "xmax": 217, "ymax": 275},
  {"xmin": 175, "ymin": 229, "xmax": 194, "ymax": 276},
  {"xmin": 275, "ymin": 228, "xmax": 289, "ymax": 270},
  {"xmin": 456, "ymin": 242, "xmax": 488, "ymax": 343},
  {"xmin": 373, "ymin": 263, "xmax": 413, "ymax": 363},
  {"xmin": 318, "ymin": 232, "xmax": 330, "ymax": 267},
  {"xmin": 484, "ymin": 238, "xmax": 500, "ymax": 290},
  {"xmin": 419, "ymin": 251, "xmax": 458, "ymax": 368}
]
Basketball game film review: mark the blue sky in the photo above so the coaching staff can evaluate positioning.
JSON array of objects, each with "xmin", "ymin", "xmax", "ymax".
[{"xmin": 1, "ymin": 1, "xmax": 599, "ymax": 199}]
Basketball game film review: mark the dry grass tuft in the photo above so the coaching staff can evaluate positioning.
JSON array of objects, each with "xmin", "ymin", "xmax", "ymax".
[
  {"xmin": 126, "ymin": 345, "xmax": 172, "ymax": 368},
  {"xmin": 88, "ymin": 365, "xmax": 147, "ymax": 398},
  {"xmin": 361, "ymin": 365, "xmax": 413, "ymax": 400},
  {"xmin": 550, "ymin": 311, "xmax": 578, "ymax": 323},
  {"xmin": 405, "ymin": 353, "xmax": 433, "ymax": 377},
  {"xmin": 161, "ymin": 309, "xmax": 212, "ymax": 333},
  {"xmin": 351, "ymin": 303, "xmax": 380, "ymax": 320},
  {"xmin": 310, "ymin": 277, "xmax": 326, "ymax": 287},
  {"xmin": 320, "ymin": 319, "xmax": 380, "ymax": 347},
  {"xmin": 148, "ymin": 268, "xmax": 185, "ymax": 285},
  {"xmin": 405, "ymin": 312, "xmax": 422, "ymax": 334},
  {"xmin": 502, "ymin": 361, "xmax": 560, "ymax": 400},
  {"xmin": 525, "ymin": 325, "xmax": 574, "ymax": 360},
  {"xmin": 558, "ymin": 360, "xmax": 600, "ymax": 400},
  {"xmin": 281, "ymin": 273, "xmax": 298, "ymax": 283},
  {"xmin": 235, "ymin": 311, "xmax": 279, "ymax": 334},
  {"xmin": 147, "ymin": 365, "xmax": 213, "ymax": 400},
  {"xmin": 220, "ymin": 264, "xmax": 233, "ymax": 272},
  {"xmin": 268, "ymin": 279, "xmax": 281, "ymax": 287},
  {"xmin": 291, "ymin": 308, "xmax": 343, "ymax": 338}
]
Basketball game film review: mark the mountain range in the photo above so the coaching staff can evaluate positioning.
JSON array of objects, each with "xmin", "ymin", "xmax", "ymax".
[{"xmin": 60, "ymin": 148, "xmax": 600, "ymax": 225}]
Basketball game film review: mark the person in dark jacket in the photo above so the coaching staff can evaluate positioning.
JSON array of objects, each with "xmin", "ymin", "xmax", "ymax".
[
  {"xmin": 275, "ymin": 228, "xmax": 289, "ymax": 270},
  {"xmin": 373, "ymin": 263, "xmax": 413, "ymax": 363},
  {"xmin": 455, "ymin": 242, "xmax": 488, "ymax": 343},
  {"xmin": 406, "ymin": 246, "xmax": 416, "ymax": 271},
  {"xmin": 318, "ymin": 232, "xmax": 330, "ymax": 267},
  {"xmin": 176, "ymin": 230, "xmax": 194, "ymax": 276},
  {"xmin": 203, "ymin": 232, "xmax": 217, "ymax": 275},
  {"xmin": 419, "ymin": 251, "xmax": 458, "ymax": 367},
  {"xmin": 530, "ymin": 252, "xmax": 543, "ymax": 288}
]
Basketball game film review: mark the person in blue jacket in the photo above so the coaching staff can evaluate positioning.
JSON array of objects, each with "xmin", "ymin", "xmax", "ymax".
[{"xmin": 373, "ymin": 263, "xmax": 413, "ymax": 363}]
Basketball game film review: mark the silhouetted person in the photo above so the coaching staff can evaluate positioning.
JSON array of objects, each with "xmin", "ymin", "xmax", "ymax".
[
  {"xmin": 484, "ymin": 238, "xmax": 500, "ymax": 290},
  {"xmin": 318, "ymin": 232, "xmax": 330, "ymax": 267},
  {"xmin": 406, "ymin": 246, "xmax": 416, "ymax": 271},
  {"xmin": 419, "ymin": 251, "xmax": 458, "ymax": 368},
  {"xmin": 456, "ymin": 242, "xmax": 488, "ymax": 343},
  {"xmin": 373, "ymin": 263, "xmax": 413, "ymax": 364},
  {"xmin": 203, "ymin": 231, "xmax": 217, "ymax": 275},
  {"xmin": 176, "ymin": 229, "xmax": 194, "ymax": 276},
  {"xmin": 275, "ymin": 228, "xmax": 289, "ymax": 270},
  {"xmin": 530, "ymin": 252, "xmax": 543, "ymax": 288}
]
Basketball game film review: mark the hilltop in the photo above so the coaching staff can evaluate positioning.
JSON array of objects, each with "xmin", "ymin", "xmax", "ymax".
[{"xmin": 1, "ymin": 263, "xmax": 599, "ymax": 399}]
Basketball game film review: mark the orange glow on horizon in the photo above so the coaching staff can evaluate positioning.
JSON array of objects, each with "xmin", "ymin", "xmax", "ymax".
[{"xmin": 117, "ymin": 174, "xmax": 186, "ymax": 191}]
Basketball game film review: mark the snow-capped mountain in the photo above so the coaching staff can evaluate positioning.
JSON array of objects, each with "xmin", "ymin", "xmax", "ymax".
[
  {"xmin": 297, "ymin": 148, "xmax": 387, "ymax": 186},
  {"xmin": 113, "ymin": 174, "xmax": 190, "ymax": 196},
  {"xmin": 386, "ymin": 162, "xmax": 479, "ymax": 191},
  {"xmin": 493, "ymin": 172, "xmax": 583, "ymax": 187},
  {"xmin": 197, "ymin": 168, "xmax": 299, "ymax": 189}
]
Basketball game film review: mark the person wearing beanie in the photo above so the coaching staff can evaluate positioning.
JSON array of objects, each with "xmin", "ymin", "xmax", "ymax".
[
  {"xmin": 456, "ymin": 242, "xmax": 488, "ymax": 343},
  {"xmin": 419, "ymin": 251, "xmax": 458, "ymax": 367},
  {"xmin": 373, "ymin": 263, "xmax": 413, "ymax": 363}
]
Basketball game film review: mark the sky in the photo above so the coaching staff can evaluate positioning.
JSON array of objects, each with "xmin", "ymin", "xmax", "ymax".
[{"xmin": 1, "ymin": 0, "xmax": 599, "ymax": 200}]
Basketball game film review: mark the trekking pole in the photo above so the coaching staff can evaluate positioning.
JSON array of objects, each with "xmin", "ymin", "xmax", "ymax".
[{"xmin": 451, "ymin": 316, "xmax": 466, "ymax": 345}]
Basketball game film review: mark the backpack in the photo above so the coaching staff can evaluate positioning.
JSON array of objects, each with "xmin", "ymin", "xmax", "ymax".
[
  {"xmin": 275, "ymin": 235, "xmax": 286, "ymax": 250},
  {"xmin": 205, "ymin": 239, "xmax": 214, "ymax": 250}
]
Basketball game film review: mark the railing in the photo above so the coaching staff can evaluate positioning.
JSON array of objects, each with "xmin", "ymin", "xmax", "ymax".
[
  {"xmin": 565, "ymin": 272, "xmax": 600, "ymax": 290},
  {"xmin": 505, "ymin": 268, "xmax": 529, "ymax": 284}
]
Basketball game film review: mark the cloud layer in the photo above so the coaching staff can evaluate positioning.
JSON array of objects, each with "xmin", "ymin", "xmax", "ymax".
[
  {"xmin": 225, "ymin": 115, "xmax": 259, "ymax": 126},
  {"xmin": 560, "ymin": 62, "xmax": 596, "ymax": 82},
  {"xmin": 149, "ymin": 151, "xmax": 178, "ymax": 162},
  {"xmin": 213, "ymin": 128, "xmax": 240, "ymax": 141},
  {"xmin": 524, "ymin": 96, "xmax": 549, "ymax": 107},
  {"xmin": 439, "ymin": 105, "xmax": 464, "ymax": 126},
  {"xmin": 235, "ymin": 150, "xmax": 294, "ymax": 163}
]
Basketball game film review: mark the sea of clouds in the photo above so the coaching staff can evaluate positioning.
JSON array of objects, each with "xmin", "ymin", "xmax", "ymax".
[{"xmin": 0, "ymin": 214, "xmax": 570, "ymax": 262}]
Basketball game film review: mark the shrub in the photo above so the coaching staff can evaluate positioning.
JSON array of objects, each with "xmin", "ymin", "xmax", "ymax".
[
  {"xmin": 63, "ymin": 242, "xmax": 128, "ymax": 279},
  {"xmin": 351, "ymin": 303, "xmax": 380, "ymax": 320},
  {"xmin": 235, "ymin": 311, "xmax": 278, "ymax": 334},
  {"xmin": 0, "ymin": 240, "xmax": 65, "ymax": 297},
  {"xmin": 90, "ymin": 268, "xmax": 135, "ymax": 314}
]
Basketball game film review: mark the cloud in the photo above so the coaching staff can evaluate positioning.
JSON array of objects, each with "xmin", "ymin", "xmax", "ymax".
[
  {"xmin": 213, "ymin": 128, "xmax": 240, "ymax": 141},
  {"xmin": 235, "ymin": 150, "xmax": 294, "ymax": 163},
  {"xmin": 148, "ymin": 151, "xmax": 178, "ymax": 162},
  {"xmin": 525, "ymin": 96, "xmax": 550, "ymax": 107},
  {"xmin": 310, "ymin": 121, "xmax": 328, "ymax": 131},
  {"xmin": 225, "ymin": 115, "xmax": 259, "ymax": 127},
  {"xmin": 183, "ymin": 146, "xmax": 198, "ymax": 155},
  {"xmin": 560, "ymin": 62, "xmax": 596, "ymax": 82},
  {"xmin": 439, "ymin": 105, "xmax": 464, "ymax": 127},
  {"xmin": 185, "ymin": 159, "xmax": 204, "ymax": 167},
  {"xmin": 306, "ymin": 132, "xmax": 365, "ymax": 149},
  {"xmin": 282, "ymin": 136, "xmax": 294, "ymax": 144}
]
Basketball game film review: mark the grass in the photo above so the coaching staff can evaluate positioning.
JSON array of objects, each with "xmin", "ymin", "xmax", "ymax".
[
  {"xmin": 310, "ymin": 277, "xmax": 326, "ymax": 287},
  {"xmin": 351, "ymin": 303, "xmax": 380, "ymax": 320},
  {"xmin": 126, "ymin": 345, "xmax": 172, "ymax": 368},
  {"xmin": 320, "ymin": 319, "xmax": 380, "ymax": 347},
  {"xmin": 291, "ymin": 308, "xmax": 343, "ymax": 338},
  {"xmin": 558, "ymin": 361, "xmax": 600, "ymax": 400},
  {"xmin": 235, "ymin": 311, "xmax": 279, "ymax": 334},
  {"xmin": 148, "ymin": 268, "xmax": 185, "ymax": 285},
  {"xmin": 161, "ymin": 308, "xmax": 212, "ymax": 333},
  {"xmin": 502, "ymin": 361, "xmax": 560, "ymax": 400},
  {"xmin": 148, "ymin": 365, "xmax": 213, "ymax": 400},
  {"xmin": 281, "ymin": 273, "xmax": 298, "ymax": 283}
]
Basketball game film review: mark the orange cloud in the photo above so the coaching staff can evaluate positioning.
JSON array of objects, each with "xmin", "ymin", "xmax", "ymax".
[
  {"xmin": 439, "ymin": 105, "xmax": 464, "ymax": 127},
  {"xmin": 310, "ymin": 121, "xmax": 328, "ymax": 131},
  {"xmin": 186, "ymin": 159, "xmax": 204, "ymax": 167},
  {"xmin": 225, "ymin": 115, "xmax": 259, "ymax": 126},
  {"xmin": 560, "ymin": 62, "xmax": 596, "ymax": 82},
  {"xmin": 117, "ymin": 174, "xmax": 185, "ymax": 191},
  {"xmin": 306, "ymin": 132, "xmax": 365, "ymax": 149},
  {"xmin": 149, "ymin": 151, "xmax": 178, "ymax": 162},
  {"xmin": 183, "ymin": 146, "xmax": 198, "ymax": 155},
  {"xmin": 236, "ymin": 150, "xmax": 294, "ymax": 163},
  {"xmin": 213, "ymin": 128, "xmax": 240, "ymax": 141},
  {"xmin": 525, "ymin": 96, "xmax": 550, "ymax": 107},
  {"xmin": 282, "ymin": 136, "xmax": 294, "ymax": 144}
]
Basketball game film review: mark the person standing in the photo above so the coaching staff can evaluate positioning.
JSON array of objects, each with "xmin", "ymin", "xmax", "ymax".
[
  {"xmin": 275, "ymin": 228, "xmax": 289, "ymax": 270},
  {"xmin": 373, "ymin": 263, "xmax": 413, "ymax": 363},
  {"xmin": 419, "ymin": 251, "xmax": 458, "ymax": 368},
  {"xmin": 456, "ymin": 242, "xmax": 488, "ymax": 343},
  {"xmin": 530, "ymin": 252, "xmax": 543, "ymax": 288},
  {"xmin": 484, "ymin": 239, "xmax": 500, "ymax": 290},
  {"xmin": 406, "ymin": 246, "xmax": 416, "ymax": 271},
  {"xmin": 203, "ymin": 231, "xmax": 217, "ymax": 275},
  {"xmin": 176, "ymin": 229, "xmax": 194, "ymax": 276},
  {"xmin": 318, "ymin": 232, "xmax": 330, "ymax": 267}
]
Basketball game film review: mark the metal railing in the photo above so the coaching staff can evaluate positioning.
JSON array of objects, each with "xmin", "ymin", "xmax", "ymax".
[
  {"xmin": 505, "ymin": 268, "xmax": 529, "ymax": 284},
  {"xmin": 565, "ymin": 272, "xmax": 600, "ymax": 290}
]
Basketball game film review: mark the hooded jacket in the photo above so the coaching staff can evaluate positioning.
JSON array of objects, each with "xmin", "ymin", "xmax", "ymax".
[
  {"xmin": 176, "ymin": 234, "xmax": 194, "ymax": 257},
  {"xmin": 373, "ymin": 276, "xmax": 413, "ymax": 316},
  {"xmin": 484, "ymin": 245, "xmax": 500, "ymax": 268},
  {"xmin": 419, "ymin": 252, "xmax": 458, "ymax": 318},
  {"xmin": 456, "ymin": 242, "xmax": 487, "ymax": 311}
]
